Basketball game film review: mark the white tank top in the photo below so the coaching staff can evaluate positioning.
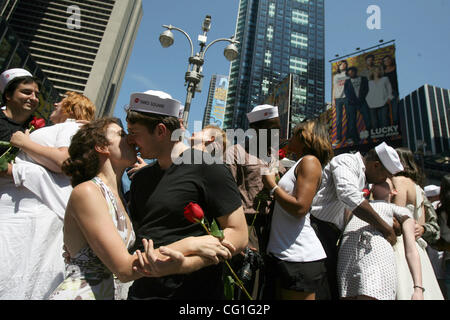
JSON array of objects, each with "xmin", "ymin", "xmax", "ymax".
[{"xmin": 267, "ymin": 157, "xmax": 327, "ymax": 262}]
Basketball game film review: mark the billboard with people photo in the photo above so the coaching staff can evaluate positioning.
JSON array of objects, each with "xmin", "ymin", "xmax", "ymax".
[
  {"xmin": 330, "ymin": 44, "xmax": 401, "ymax": 150},
  {"xmin": 264, "ymin": 74, "xmax": 292, "ymax": 141}
]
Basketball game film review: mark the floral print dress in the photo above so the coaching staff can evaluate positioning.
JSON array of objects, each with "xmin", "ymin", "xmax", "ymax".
[{"xmin": 48, "ymin": 177, "xmax": 135, "ymax": 300}]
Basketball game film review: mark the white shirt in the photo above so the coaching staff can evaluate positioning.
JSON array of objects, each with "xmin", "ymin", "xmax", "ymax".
[
  {"xmin": 366, "ymin": 76, "xmax": 393, "ymax": 109},
  {"xmin": 350, "ymin": 77, "xmax": 362, "ymax": 98},
  {"xmin": 310, "ymin": 152, "xmax": 367, "ymax": 231},
  {"xmin": 0, "ymin": 119, "xmax": 81, "ymax": 300},
  {"xmin": 333, "ymin": 72, "xmax": 349, "ymax": 99},
  {"xmin": 267, "ymin": 158, "xmax": 327, "ymax": 262},
  {"xmin": 12, "ymin": 120, "xmax": 81, "ymax": 219}
]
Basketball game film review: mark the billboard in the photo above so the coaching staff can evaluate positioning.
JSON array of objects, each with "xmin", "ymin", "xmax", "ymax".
[
  {"xmin": 264, "ymin": 75, "xmax": 291, "ymax": 141},
  {"xmin": 330, "ymin": 44, "xmax": 401, "ymax": 150},
  {"xmin": 208, "ymin": 75, "xmax": 228, "ymax": 129}
]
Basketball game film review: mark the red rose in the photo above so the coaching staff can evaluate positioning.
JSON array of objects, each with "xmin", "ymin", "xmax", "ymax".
[
  {"xmin": 278, "ymin": 148, "xmax": 286, "ymax": 159},
  {"xmin": 30, "ymin": 116, "xmax": 46, "ymax": 129},
  {"xmin": 184, "ymin": 202, "xmax": 204, "ymax": 223},
  {"xmin": 363, "ymin": 188, "xmax": 370, "ymax": 198}
]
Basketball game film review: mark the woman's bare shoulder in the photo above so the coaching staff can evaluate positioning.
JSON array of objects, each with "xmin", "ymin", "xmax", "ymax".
[
  {"xmin": 68, "ymin": 180, "xmax": 104, "ymax": 212},
  {"xmin": 392, "ymin": 176, "xmax": 408, "ymax": 182},
  {"xmin": 392, "ymin": 176, "xmax": 414, "ymax": 187},
  {"xmin": 71, "ymin": 180, "xmax": 99, "ymax": 197}
]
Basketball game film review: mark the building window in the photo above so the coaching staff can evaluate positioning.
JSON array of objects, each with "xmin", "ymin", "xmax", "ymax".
[
  {"xmin": 293, "ymin": 85, "xmax": 307, "ymax": 105},
  {"xmin": 269, "ymin": 3, "xmax": 275, "ymax": 17},
  {"xmin": 291, "ymin": 32, "xmax": 308, "ymax": 49},
  {"xmin": 289, "ymin": 56, "xmax": 307, "ymax": 73},
  {"xmin": 267, "ymin": 25, "xmax": 274, "ymax": 41},
  {"xmin": 292, "ymin": 10, "xmax": 308, "ymax": 25},
  {"xmin": 262, "ymin": 77, "xmax": 270, "ymax": 95},
  {"xmin": 265, "ymin": 50, "xmax": 272, "ymax": 67}
]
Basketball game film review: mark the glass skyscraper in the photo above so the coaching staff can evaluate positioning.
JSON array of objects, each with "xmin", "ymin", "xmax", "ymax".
[
  {"xmin": 224, "ymin": 0, "xmax": 325, "ymax": 130},
  {"xmin": 400, "ymin": 84, "xmax": 450, "ymax": 155}
]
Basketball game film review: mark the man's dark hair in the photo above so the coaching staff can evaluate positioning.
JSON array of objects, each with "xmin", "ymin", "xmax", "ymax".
[
  {"xmin": 346, "ymin": 66, "xmax": 358, "ymax": 76},
  {"xmin": 126, "ymin": 110, "xmax": 180, "ymax": 133},
  {"xmin": 365, "ymin": 54, "xmax": 375, "ymax": 62},
  {"xmin": 364, "ymin": 148, "xmax": 381, "ymax": 162},
  {"xmin": 249, "ymin": 117, "xmax": 280, "ymax": 130},
  {"xmin": 2, "ymin": 76, "xmax": 41, "ymax": 103}
]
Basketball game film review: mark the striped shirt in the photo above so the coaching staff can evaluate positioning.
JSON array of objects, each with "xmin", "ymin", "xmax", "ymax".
[{"xmin": 310, "ymin": 152, "xmax": 367, "ymax": 231}]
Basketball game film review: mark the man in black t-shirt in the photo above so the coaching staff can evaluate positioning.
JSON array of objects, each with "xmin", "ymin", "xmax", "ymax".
[
  {"xmin": 0, "ymin": 68, "xmax": 40, "ymax": 155},
  {"xmin": 125, "ymin": 90, "xmax": 248, "ymax": 300}
]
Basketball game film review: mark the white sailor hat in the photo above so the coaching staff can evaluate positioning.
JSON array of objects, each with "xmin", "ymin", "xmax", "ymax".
[
  {"xmin": 128, "ymin": 90, "xmax": 181, "ymax": 118},
  {"xmin": 375, "ymin": 142, "xmax": 404, "ymax": 175},
  {"xmin": 247, "ymin": 104, "xmax": 279, "ymax": 123},
  {"xmin": 424, "ymin": 185, "xmax": 440, "ymax": 198},
  {"xmin": 0, "ymin": 68, "xmax": 33, "ymax": 94}
]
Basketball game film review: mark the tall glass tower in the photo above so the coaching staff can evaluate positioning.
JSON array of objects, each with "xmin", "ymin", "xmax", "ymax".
[{"xmin": 224, "ymin": 0, "xmax": 325, "ymax": 130}]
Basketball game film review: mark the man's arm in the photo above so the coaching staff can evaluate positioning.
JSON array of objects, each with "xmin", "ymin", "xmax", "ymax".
[
  {"xmin": 331, "ymin": 154, "xmax": 396, "ymax": 244},
  {"xmin": 141, "ymin": 206, "xmax": 248, "ymax": 276},
  {"xmin": 361, "ymin": 76, "xmax": 369, "ymax": 99},
  {"xmin": 10, "ymin": 130, "xmax": 68, "ymax": 173},
  {"xmin": 217, "ymin": 205, "xmax": 248, "ymax": 256},
  {"xmin": 353, "ymin": 200, "xmax": 397, "ymax": 245}
]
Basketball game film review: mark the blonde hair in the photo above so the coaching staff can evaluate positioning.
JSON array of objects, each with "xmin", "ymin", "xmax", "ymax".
[
  {"xmin": 60, "ymin": 91, "xmax": 96, "ymax": 121},
  {"xmin": 203, "ymin": 125, "xmax": 228, "ymax": 154},
  {"xmin": 292, "ymin": 119, "xmax": 333, "ymax": 167}
]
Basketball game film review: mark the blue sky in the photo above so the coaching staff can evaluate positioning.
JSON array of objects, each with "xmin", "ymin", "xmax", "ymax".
[{"xmin": 113, "ymin": 0, "xmax": 450, "ymax": 131}]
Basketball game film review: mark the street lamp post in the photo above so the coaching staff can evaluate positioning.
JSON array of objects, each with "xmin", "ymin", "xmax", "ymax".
[{"xmin": 159, "ymin": 15, "xmax": 239, "ymax": 129}]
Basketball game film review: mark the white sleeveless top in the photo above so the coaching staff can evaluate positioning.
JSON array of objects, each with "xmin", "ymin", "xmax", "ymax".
[{"xmin": 267, "ymin": 157, "xmax": 327, "ymax": 262}]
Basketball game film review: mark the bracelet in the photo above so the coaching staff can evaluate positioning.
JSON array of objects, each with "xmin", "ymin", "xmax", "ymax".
[
  {"xmin": 413, "ymin": 285, "xmax": 425, "ymax": 292},
  {"xmin": 270, "ymin": 185, "xmax": 279, "ymax": 197}
]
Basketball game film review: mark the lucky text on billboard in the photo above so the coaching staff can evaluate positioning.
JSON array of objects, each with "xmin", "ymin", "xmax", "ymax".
[{"xmin": 330, "ymin": 44, "xmax": 401, "ymax": 150}]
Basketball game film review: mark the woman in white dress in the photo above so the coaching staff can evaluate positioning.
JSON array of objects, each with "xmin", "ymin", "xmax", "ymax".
[
  {"xmin": 392, "ymin": 148, "xmax": 444, "ymax": 300},
  {"xmin": 338, "ymin": 179, "xmax": 424, "ymax": 300},
  {"xmin": 0, "ymin": 91, "xmax": 96, "ymax": 299}
]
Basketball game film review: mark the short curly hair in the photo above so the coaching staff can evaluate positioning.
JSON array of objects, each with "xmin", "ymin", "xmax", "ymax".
[
  {"xmin": 203, "ymin": 125, "xmax": 228, "ymax": 154},
  {"xmin": 60, "ymin": 91, "xmax": 96, "ymax": 121},
  {"xmin": 62, "ymin": 117, "xmax": 119, "ymax": 187}
]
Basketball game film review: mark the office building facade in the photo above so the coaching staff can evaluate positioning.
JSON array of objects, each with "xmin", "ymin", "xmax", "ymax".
[
  {"xmin": 224, "ymin": 0, "xmax": 325, "ymax": 130},
  {"xmin": 3, "ymin": 0, "xmax": 142, "ymax": 116},
  {"xmin": 0, "ymin": 14, "xmax": 59, "ymax": 120},
  {"xmin": 400, "ymin": 84, "xmax": 450, "ymax": 155},
  {"xmin": 202, "ymin": 74, "xmax": 229, "ymax": 129}
]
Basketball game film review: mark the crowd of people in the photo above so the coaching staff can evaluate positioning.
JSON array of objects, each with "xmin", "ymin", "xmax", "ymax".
[{"xmin": 0, "ymin": 67, "xmax": 449, "ymax": 300}]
